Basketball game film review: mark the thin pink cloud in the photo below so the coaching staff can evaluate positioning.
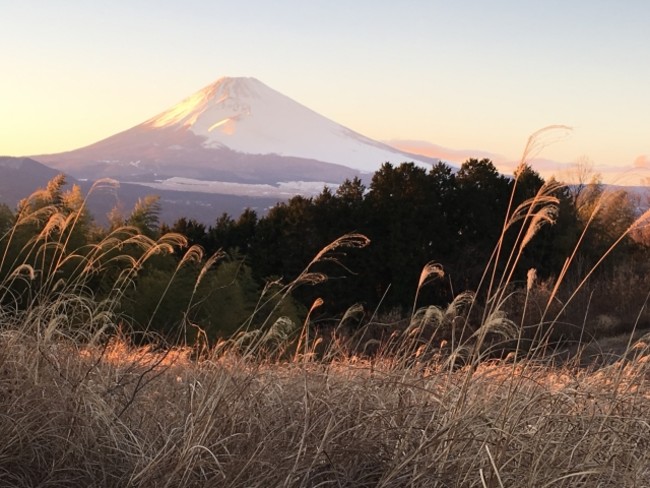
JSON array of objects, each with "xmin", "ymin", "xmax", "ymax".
[{"xmin": 634, "ymin": 155, "xmax": 650, "ymax": 168}]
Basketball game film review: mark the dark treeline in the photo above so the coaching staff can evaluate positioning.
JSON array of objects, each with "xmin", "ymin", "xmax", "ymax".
[
  {"xmin": 165, "ymin": 161, "xmax": 577, "ymax": 307},
  {"xmin": 1, "ymin": 159, "xmax": 647, "ymax": 342},
  {"xmin": 165, "ymin": 158, "xmax": 646, "ymax": 332}
]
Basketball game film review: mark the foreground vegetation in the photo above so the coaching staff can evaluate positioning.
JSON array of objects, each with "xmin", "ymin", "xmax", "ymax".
[
  {"xmin": 4, "ymin": 315, "xmax": 650, "ymax": 486},
  {"xmin": 3, "ymin": 130, "xmax": 650, "ymax": 486}
]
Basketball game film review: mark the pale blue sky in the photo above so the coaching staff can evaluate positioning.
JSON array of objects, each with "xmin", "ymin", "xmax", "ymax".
[{"xmin": 2, "ymin": 1, "xmax": 649, "ymax": 177}]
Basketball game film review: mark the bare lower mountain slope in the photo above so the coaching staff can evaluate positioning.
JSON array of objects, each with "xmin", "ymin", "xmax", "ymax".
[{"xmin": 0, "ymin": 157, "xmax": 67, "ymax": 208}]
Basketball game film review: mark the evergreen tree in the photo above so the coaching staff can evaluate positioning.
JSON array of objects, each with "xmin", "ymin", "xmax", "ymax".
[
  {"xmin": 170, "ymin": 217, "xmax": 208, "ymax": 249},
  {"xmin": 365, "ymin": 162, "xmax": 448, "ymax": 308},
  {"xmin": 208, "ymin": 213, "xmax": 236, "ymax": 251},
  {"xmin": 452, "ymin": 158, "xmax": 510, "ymax": 287},
  {"xmin": 232, "ymin": 208, "xmax": 258, "ymax": 252}
]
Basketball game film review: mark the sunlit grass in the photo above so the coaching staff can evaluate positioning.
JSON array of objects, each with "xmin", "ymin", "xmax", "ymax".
[{"xmin": 3, "ymin": 328, "xmax": 650, "ymax": 487}]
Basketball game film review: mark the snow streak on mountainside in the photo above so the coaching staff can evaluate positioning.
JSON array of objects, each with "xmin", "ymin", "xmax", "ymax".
[{"xmin": 35, "ymin": 77, "xmax": 437, "ymax": 191}]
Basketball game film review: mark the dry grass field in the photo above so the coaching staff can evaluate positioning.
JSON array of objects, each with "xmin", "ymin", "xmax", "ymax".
[{"xmin": 3, "ymin": 326, "xmax": 650, "ymax": 487}]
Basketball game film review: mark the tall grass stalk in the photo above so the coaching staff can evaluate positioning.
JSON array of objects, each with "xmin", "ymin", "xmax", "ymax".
[{"xmin": 482, "ymin": 125, "xmax": 570, "ymax": 319}]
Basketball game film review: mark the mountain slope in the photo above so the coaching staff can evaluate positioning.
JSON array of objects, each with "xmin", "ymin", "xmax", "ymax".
[
  {"xmin": 34, "ymin": 77, "xmax": 437, "ymax": 191},
  {"xmin": 0, "ymin": 157, "xmax": 69, "ymax": 208}
]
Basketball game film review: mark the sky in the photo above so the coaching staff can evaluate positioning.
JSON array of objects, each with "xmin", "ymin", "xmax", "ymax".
[{"xmin": 2, "ymin": 0, "xmax": 649, "ymax": 181}]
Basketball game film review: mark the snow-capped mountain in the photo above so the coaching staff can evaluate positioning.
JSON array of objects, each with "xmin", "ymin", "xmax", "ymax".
[{"xmin": 34, "ymin": 77, "xmax": 437, "ymax": 197}]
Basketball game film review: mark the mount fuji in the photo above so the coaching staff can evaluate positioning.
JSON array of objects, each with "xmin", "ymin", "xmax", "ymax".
[{"xmin": 34, "ymin": 77, "xmax": 437, "ymax": 199}]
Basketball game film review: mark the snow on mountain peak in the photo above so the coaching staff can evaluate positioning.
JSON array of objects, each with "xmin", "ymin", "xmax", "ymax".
[
  {"xmin": 143, "ymin": 76, "xmax": 432, "ymax": 173},
  {"xmin": 146, "ymin": 77, "xmax": 261, "ymax": 129}
]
